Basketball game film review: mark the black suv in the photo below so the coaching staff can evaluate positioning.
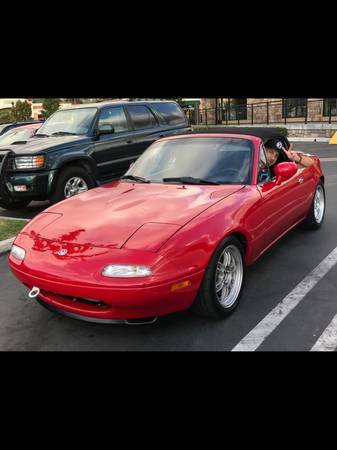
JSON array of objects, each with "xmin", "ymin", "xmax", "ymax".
[{"xmin": 0, "ymin": 100, "xmax": 191, "ymax": 210}]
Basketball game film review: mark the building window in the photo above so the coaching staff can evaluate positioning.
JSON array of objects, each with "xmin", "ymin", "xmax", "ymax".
[
  {"xmin": 323, "ymin": 98, "xmax": 337, "ymax": 116},
  {"xmin": 282, "ymin": 98, "xmax": 307, "ymax": 118}
]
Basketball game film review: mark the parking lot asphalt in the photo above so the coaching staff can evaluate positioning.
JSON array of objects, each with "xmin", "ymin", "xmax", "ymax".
[{"xmin": 1, "ymin": 143, "xmax": 337, "ymax": 351}]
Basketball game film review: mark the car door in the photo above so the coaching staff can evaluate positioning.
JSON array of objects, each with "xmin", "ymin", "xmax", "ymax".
[
  {"xmin": 253, "ymin": 144, "xmax": 309, "ymax": 255},
  {"xmin": 125, "ymin": 105, "xmax": 163, "ymax": 156},
  {"xmin": 93, "ymin": 106, "xmax": 139, "ymax": 180},
  {"xmin": 291, "ymin": 158, "xmax": 317, "ymax": 215}
]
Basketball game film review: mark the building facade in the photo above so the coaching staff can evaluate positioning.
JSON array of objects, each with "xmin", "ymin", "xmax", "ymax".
[
  {"xmin": 194, "ymin": 98, "xmax": 337, "ymax": 138},
  {"xmin": 198, "ymin": 98, "xmax": 337, "ymax": 125}
]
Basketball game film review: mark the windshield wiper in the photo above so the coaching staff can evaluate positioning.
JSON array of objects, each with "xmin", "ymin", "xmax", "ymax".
[
  {"xmin": 120, "ymin": 175, "xmax": 151, "ymax": 183},
  {"xmin": 51, "ymin": 131, "xmax": 78, "ymax": 136},
  {"xmin": 162, "ymin": 177, "xmax": 220, "ymax": 185}
]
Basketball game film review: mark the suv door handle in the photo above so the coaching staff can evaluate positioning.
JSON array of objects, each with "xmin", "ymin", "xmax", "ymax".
[{"xmin": 126, "ymin": 140, "xmax": 133, "ymax": 144}]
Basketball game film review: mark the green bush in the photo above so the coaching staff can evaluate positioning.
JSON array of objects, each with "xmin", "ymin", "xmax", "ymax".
[
  {"xmin": 192, "ymin": 125, "xmax": 288, "ymax": 137},
  {"xmin": 276, "ymin": 127, "xmax": 288, "ymax": 137}
]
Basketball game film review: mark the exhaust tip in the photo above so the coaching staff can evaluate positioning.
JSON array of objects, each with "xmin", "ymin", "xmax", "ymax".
[{"xmin": 125, "ymin": 317, "xmax": 158, "ymax": 326}]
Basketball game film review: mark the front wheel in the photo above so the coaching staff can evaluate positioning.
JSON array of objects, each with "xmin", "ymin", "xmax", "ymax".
[
  {"xmin": 50, "ymin": 166, "xmax": 96, "ymax": 205},
  {"xmin": 192, "ymin": 236, "xmax": 245, "ymax": 319},
  {"xmin": 301, "ymin": 181, "xmax": 326, "ymax": 230}
]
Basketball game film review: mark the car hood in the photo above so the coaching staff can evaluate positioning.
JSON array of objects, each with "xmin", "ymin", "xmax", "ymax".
[
  {"xmin": 23, "ymin": 182, "xmax": 244, "ymax": 251},
  {"xmin": 0, "ymin": 135, "xmax": 91, "ymax": 154}
]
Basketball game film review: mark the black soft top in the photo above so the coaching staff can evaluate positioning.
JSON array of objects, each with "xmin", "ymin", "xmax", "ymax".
[{"xmin": 200, "ymin": 126, "xmax": 290, "ymax": 150}]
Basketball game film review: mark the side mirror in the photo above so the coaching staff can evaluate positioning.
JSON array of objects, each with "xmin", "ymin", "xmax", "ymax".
[
  {"xmin": 261, "ymin": 162, "xmax": 298, "ymax": 192},
  {"xmin": 274, "ymin": 162, "xmax": 298, "ymax": 183},
  {"xmin": 98, "ymin": 124, "xmax": 115, "ymax": 135}
]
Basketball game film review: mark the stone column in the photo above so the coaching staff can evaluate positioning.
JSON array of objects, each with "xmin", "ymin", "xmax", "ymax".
[
  {"xmin": 199, "ymin": 98, "xmax": 217, "ymax": 125},
  {"xmin": 307, "ymin": 98, "xmax": 323, "ymax": 122}
]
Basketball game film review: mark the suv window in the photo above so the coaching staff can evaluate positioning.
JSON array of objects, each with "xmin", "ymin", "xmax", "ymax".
[
  {"xmin": 98, "ymin": 107, "xmax": 129, "ymax": 133},
  {"xmin": 127, "ymin": 105, "xmax": 158, "ymax": 130},
  {"xmin": 151, "ymin": 102, "xmax": 187, "ymax": 125}
]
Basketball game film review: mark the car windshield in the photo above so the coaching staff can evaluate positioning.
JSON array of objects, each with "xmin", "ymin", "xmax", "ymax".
[
  {"xmin": 37, "ymin": 108, "xmax": 98, "ymax": 136},
  {"xmin": 124, "ymin": 137, "xmax": 253, "ymax": 185},
  {"xmin": 0, "ymin": 128, "xmax": 36, "ymax": 146}
]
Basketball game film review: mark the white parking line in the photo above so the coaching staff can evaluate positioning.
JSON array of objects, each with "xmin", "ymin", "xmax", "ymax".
[
  {"xmin": 232, "ymin": 246, "xmax": 337, "ymax": 351},
  {"xmin": 311, "ymin": 314, "xmax": 337, "ymax": 351}
]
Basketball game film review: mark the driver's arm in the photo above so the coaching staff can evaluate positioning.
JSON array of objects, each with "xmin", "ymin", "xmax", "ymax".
[{"xmin": 284, "ymin": 144, "xmax": 314, "ymax": 168}]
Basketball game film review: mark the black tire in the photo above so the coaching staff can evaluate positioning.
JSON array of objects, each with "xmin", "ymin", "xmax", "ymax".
[
  {"xmin": 192, "ymin": 236, "xmax": 245, "ymax": 319},
  {"xmin": 0, "ymin": 199, "xmax": 31, "ymax": 210},
  {"xmin": 50, "ymin": 165, "xmax": 96, "ymax": 205},
  {"xmin": 300, "ymin": 181, "xmax": 326, "ymax": 230}
]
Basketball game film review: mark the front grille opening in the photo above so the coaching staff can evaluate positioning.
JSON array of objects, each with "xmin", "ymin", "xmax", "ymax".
[
  {"xmin": 40, "ymin": 290, "xmax": 110, "ymax": 309},
  {"xmin": 58, "ymin": 294, "xmax": 110, "ymax": 309}
]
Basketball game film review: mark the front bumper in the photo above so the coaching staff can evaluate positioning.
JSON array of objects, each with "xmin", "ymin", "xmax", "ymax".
[
  {"xmin": 36, "ymin": 298, "xmax": 158, "ymax": 325},
  {"xmin": 2, "ymin": 170, "xmax": 56, "ymax": 201},
  {"xmin": 9, "ymin": 258, "xmax": 205, "ymax": 322}
]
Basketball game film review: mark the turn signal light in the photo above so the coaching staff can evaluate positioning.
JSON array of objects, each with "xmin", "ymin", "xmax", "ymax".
[{"xmin": 171, "ymin": 280, "xmax": 192, "ymax": 292}]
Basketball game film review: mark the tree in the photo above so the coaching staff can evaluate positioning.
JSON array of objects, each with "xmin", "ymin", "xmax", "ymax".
[
  {"xmin": 41, "ymin": 98, "xmax": 61, "ymax": 119},
  {"xmin": 0, "ymin": 109, "xmax": 13, "ymax": 124},
  {"xmin": 10, "ymin": 100, "xmax": 33, "ymax": 121},
  {"xmin": 64, "ymin": 98, "xmax": 83, "ymax": 104},
  {"xmin": 63, "ymin": 98, "xmax": 106, "ymax": 104}
]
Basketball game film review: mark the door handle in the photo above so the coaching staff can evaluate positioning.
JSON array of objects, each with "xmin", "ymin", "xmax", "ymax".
[
  {"xmin": 298, "ymin": 177, "xmax": 304, "ymax": 184},
  {"xmin": 126, "ymin": 140, "xmax": 133, "ymax": 144}
]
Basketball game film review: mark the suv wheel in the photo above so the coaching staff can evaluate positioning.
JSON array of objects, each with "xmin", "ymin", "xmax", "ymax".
[{"xmin": 50, "ymin": 166, "xmax": 96, "ymax": 204}]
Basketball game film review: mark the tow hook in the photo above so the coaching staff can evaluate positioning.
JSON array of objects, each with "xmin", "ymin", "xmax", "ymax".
[{"xmin": 28, "ymin": 286, "xmax": 40, "ymax": 299}]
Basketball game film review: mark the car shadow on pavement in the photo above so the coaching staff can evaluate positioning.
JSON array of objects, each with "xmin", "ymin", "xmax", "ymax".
[{"xmin": 0, "ymin": 201, "xmax": 50, "ymax": 220}]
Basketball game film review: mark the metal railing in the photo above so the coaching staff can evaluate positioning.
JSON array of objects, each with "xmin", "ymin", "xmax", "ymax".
[{"xmin": 184, "ymin": 99, "xmax": 337, "ymax": 126}]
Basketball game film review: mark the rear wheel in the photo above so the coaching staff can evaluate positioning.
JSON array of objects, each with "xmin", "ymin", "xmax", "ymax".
[
  {"xmin": 192, "ymin": 236, "xmax": 245, "ymax": 318},
  {"xmin": 50, "ymin": 165, "xmax": 96, "ymax": 205},
  {"xmin": 301, "ymin": 181, "xmax": 325, "ymax": 230}
]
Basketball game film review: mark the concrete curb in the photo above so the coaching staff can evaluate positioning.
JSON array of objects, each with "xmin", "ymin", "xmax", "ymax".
[
  {"xmin": 0, "ymin": 237, "xmax": 15, "ymax": 255},
  {"xmin": 0, "ymin": 216, "xmax": 30, "ymax": 221},
  {"xmin": 289, "ymin": 138, "xmax": 331, "ymax": 143}
]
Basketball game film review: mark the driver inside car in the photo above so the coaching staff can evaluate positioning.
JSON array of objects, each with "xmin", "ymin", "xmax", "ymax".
[{"xmin": 264, "ymin": 138, "xmax": 314, "ymax": 178}]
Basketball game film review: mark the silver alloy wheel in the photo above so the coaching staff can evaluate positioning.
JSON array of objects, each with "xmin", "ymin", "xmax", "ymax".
[
  {"xmin": 215, "ymin": 245, "xmax": 243, "ymax": 309},
  {"xmin": 314, "ymin": 184, "xmax": 325, "ymax": 224},
  {"xmin": 64, "ymin": 177, "xmax": 89, "ymax": 198}
]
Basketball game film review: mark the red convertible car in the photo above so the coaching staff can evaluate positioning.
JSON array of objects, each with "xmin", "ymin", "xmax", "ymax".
[
  {"xmin": 0, "ymin": 123, "xmax": 41, "ymax": 147},
  {"xmin": 8, "ymin": 131, "xmax": 325, "ymax": 324}
]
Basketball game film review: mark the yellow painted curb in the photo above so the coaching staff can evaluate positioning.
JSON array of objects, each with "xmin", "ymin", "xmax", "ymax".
[{"xmin": 329, "ymin": 131, "xmax": 337, "ymax": 144}]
